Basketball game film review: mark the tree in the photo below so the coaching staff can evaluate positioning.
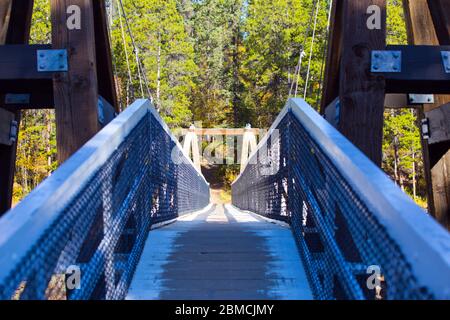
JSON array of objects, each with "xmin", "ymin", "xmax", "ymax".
[
  {"xmin": 241, "ymin": 0, "xmax": 330, "ymax": 127},
  {"xmin": 381, "ymin": 0, "xmax": 427, "ymax": 206},
  {"xmin": 13, "ymin": 0, "xmax": 56, "ymax": 204},
  {"xmin": 112, "ymin": 0, "xmax": 197, "ymax": 127},
  {"xmin": 188, "ymin": 0, "xmax": 246, "ymax": 128}
]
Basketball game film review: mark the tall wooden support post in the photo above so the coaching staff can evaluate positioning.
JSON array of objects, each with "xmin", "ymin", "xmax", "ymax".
[
  {"xmin": 403, "ymin": 0, "xmax": 450, "ymax": 227},
  {"xmin": 93, "ymin": 0, "xmax": 118, "ymax": 113},
  {"xmin": 0, "ymin": 0, "xmax": 34, "ymax": 215},
  {"xmin": 322, "ymin": 0, "xmax": 387, "ymax": 166},
  {"xmin": 321, "ymin": 0, "xmax": 343, "ymax": 112},
  {"xmin": 183, "ymin": 125, "xmax": 201, "ymax": 171},
  {"xmin": 240, "ymin": 125, "xmax": 258, "ymax": 174},
  {"xmin": 51, "ymin": 0, "xmax": 100, "ymax": 163}
]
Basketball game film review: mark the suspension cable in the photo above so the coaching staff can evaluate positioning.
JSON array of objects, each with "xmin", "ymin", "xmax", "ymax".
[
  {"xmin": 135, "ymin": 48, "xmax": 145, "ymax": 98},
  {"xmin": 116, "ymin": 0, "xmax": 133, "ymax": 104},
  {"xmin": 117, "ymin": 0, "xmax": 154, "ymax": 102},
  {"xmin": 315, "ymin": 0, "xmax": 334, "ymax": 110},
  {"xmin": 289, "ymin": 0, "xmax": 319, "ymax": 98},
  {"xmin": 302, "ymin": 0, "xmax": 321, "ymax": 99}
]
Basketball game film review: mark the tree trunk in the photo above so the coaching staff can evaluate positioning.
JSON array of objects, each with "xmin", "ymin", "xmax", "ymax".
[{"xmin": 156, "ymin": 35, "xmax": 161, "ymax": 109}]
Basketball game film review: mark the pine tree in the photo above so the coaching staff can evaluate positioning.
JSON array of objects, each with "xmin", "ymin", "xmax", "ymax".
[
  {"xmin": 112, "ymin": 0, "xmax": 197, "ymax": 126},
  {"xmin": 242, "ymin": 0, "xmax": 330, "ymax": 127}
]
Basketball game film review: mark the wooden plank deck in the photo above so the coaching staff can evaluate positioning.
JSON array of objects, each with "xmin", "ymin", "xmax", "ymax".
[{"xmin": 126, "ymin": 204, "xmax": 313, "ymax": 300}]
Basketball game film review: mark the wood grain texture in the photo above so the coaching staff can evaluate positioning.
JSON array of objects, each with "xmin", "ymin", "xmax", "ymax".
[
  {"xmin": 0, "ymin": 108, "xmax": 15, "ymax": 146},
  {"xmin": 51, "ymin": 0, "xmax": 100, "ymax": 163},
  {"xmin": 383, "ymin": 45, "xmax": 450, "ymax": 94},
  {"xmin": 427, "ymin": 103, "xmax": 450, "ymax": 145},
  {"xmin": 403, "ymin": 0, "xmax": 450, "ymax": 226},
  {"xmin": 93, "ymin": 0, "xmax": 119, "ymax": 112},
  {"xmin": 320, "ymin": 0, "xmax": 343, "ymax": 113},
  {"xmin": 0, "ymin": 0, "xmax": 11, "ymax": 43},
  {"xmin": 0, "ymin": 0, "xmax": 34, "ymax": 215},
  {"xmin": 427, "ymin": 0, "xmax": 450, "ymax": 45},
  {"xmin": 338, "ymin": 0, "xmax": 387, "ymax": 166},
  {"xmin": 127, "ymin": 205, "xmax": 313, "ymax": 300}
]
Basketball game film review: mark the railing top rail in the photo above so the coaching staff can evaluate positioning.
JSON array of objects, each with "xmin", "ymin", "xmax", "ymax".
[
  {"xmin": 0, "ymin": 99, "xmax": 207, "ymax": 283},
  {"xmin": 234, "ymin": 98, "xmax": 450, "ymax": 298}
]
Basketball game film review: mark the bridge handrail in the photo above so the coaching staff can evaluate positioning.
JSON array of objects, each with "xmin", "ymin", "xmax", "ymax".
[
  {"xmin": 233, "ymin": 98, "xmax": 450, "ymax": 299},
  {"xmin": 0, "ymin": 99, "xmax": 209, "ymax": 299}
]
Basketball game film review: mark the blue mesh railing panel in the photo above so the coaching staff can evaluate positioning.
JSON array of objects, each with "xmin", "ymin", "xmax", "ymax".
[
  {"xmin": 232, "ymin": 98, "xmax": 450, "ymax": 300},
  {"xmin": 0, "ymin": 100, "xmax": 209, "ymax": 300}
]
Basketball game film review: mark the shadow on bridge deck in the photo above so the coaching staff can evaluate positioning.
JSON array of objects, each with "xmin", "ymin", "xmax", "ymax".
[{"xmin": 126, "ymin": 204, "xmax": 313, "ymax": 300}]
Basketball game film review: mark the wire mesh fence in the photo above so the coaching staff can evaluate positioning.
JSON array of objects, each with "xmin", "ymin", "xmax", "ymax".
[
  {"xmin": 232, "ymin": 99, "xmax": 450, "ymax": 300},
  {"xmin": 0, "ymin": 100, "xmax": 209, "ymax": 300}
]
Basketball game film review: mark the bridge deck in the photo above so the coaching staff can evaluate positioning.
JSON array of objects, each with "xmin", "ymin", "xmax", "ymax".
[{"xmin": 126, "ymin": 204, "xmax": 313, "ymax": 300}]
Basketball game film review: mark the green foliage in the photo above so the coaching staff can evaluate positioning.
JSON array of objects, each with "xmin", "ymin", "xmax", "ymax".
[
  {"xmin": 29, "ymin": 0, "xmax": 51, "ymax": 44},
  {"xmin": 242, "ymin": 0, "xmax": 329, "ymax": 127},
  {"xmin": 14, "ymin": 110, "xmax": 57, "ymax": 204},
  {"xmin": 383, "ymin": 0, "xmax": 426, "ymax": 206},
  {"xmin": 111, "ymin": 0, "xmax": 197, "ymax": 126},
  {"xmin": 189, "ymin": 0, "xmax": 245, "ymax": 127},
  {"xmin": 13, "ymin": 0, "xmax": 56, "ymax": 204},
  {"xmin": 14, "ymin": 0, "xmax": 427, "ymax": 208}
]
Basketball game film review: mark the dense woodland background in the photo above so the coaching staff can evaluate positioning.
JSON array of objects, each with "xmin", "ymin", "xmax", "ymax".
[{"xmin": 13, "ymin": 0, "xmax": 427, "ymax": 208}]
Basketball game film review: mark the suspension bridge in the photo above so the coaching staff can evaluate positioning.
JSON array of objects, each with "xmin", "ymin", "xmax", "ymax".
[{"xmin": 0, "ymin": 0, "xmax": 450, "ymax": 300}]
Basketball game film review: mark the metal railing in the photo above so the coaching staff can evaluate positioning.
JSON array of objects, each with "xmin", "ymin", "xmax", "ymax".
[
  {"xmin": 232, "ymin": 98, "xmax": 450, "ymax": 300},
  {"xmin": 0, "ymin": 99, "xmax": 210, "ymax": 300}
]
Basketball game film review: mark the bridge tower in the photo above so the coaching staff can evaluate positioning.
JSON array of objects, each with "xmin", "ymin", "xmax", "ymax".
[
  {"xmin": 183, "ymin": 125, "xmax": 201, "ymax": 171},
  {"xmin": 0, "ymin": 0, "xmax": 118, "ymax": 215},
  {"xmin": 240, "ymin": 124, "xmax": 258, "ymax": 174},
  {"xmin": 321, "ymin": 0, "xmax": 450, "ymax": 229}
]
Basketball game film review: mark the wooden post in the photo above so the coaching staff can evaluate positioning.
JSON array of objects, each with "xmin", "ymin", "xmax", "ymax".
[
  {"xmin": 338, "ymin": 0, "xmax": 387, "ymax": 166},
  {"xmin": 240, "ymin": 125, "xmax": 258, "ymax": 174},
  {"xmin": 0, "ymin": 0, "xmax": 34, "ymax": 215},
  {"xmin": 320, "ymin": 0, "xmax": 343, "ymax": 113},
  {"xmin": 427, "ymin": 0, "xmax": 450, "ymax": 45},
  {"xmin": 0, "ymin": 0, "xmax": 11, "ymax": 43},
  {"xmin": 92, "ymin": 0, "xmax": 118, "ymax": 112},
  {"xmin": 183, "ymin": 125, "xmax": 201, "ymax": 171},
  {"xmin": 51, "ymin": 0, "xmax": 100, "ymax": 163},
  {"xmin": 403, "ymin": 0, "xmax": 450, "ymax": 226}
]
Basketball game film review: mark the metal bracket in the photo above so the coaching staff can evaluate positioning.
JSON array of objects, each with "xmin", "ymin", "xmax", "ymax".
[
  {"xmin": 97, "ymin": 96, "xmax": 116, "ymax": 127},
  {"xmin": 421, "ymin": 118, "xmax": 430, "ymax": 140},
  {"xmin": 37, "ymin": 49, "xmax": 68, "ymax": 72},
  {"xmin": 4, "ymin": 94, "xmax": 31, "ymax": 105},
  {"xmin": 9, "ymin": 120, "xmax": 18, "ymax": 143},
  {"xmin": 441, "ymin": 51, "xmax": 450, "ymax": 73},
  {"xmin": 98, "ymin": 98, "xmax": 105, "ymax": 125},
  {"xmin": 324, "ymin": 97, "xmax": 340, "ymax": 128},
  {"xmin": 371, "ymin": 50, "xmax": 402, "ymax": 73},
  {"xmin": 408, "ymin": 94, "xmax": 434, "ymax": 105}
]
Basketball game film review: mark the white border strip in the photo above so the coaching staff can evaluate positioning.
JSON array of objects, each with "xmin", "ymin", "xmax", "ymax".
[
  {"xmin": 233, "ymin": 98, "xmax": 450, "ymax": 298},
  {"xmin": 0, "ymin": 99, "xmax": 209, "ymax": 282}
]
